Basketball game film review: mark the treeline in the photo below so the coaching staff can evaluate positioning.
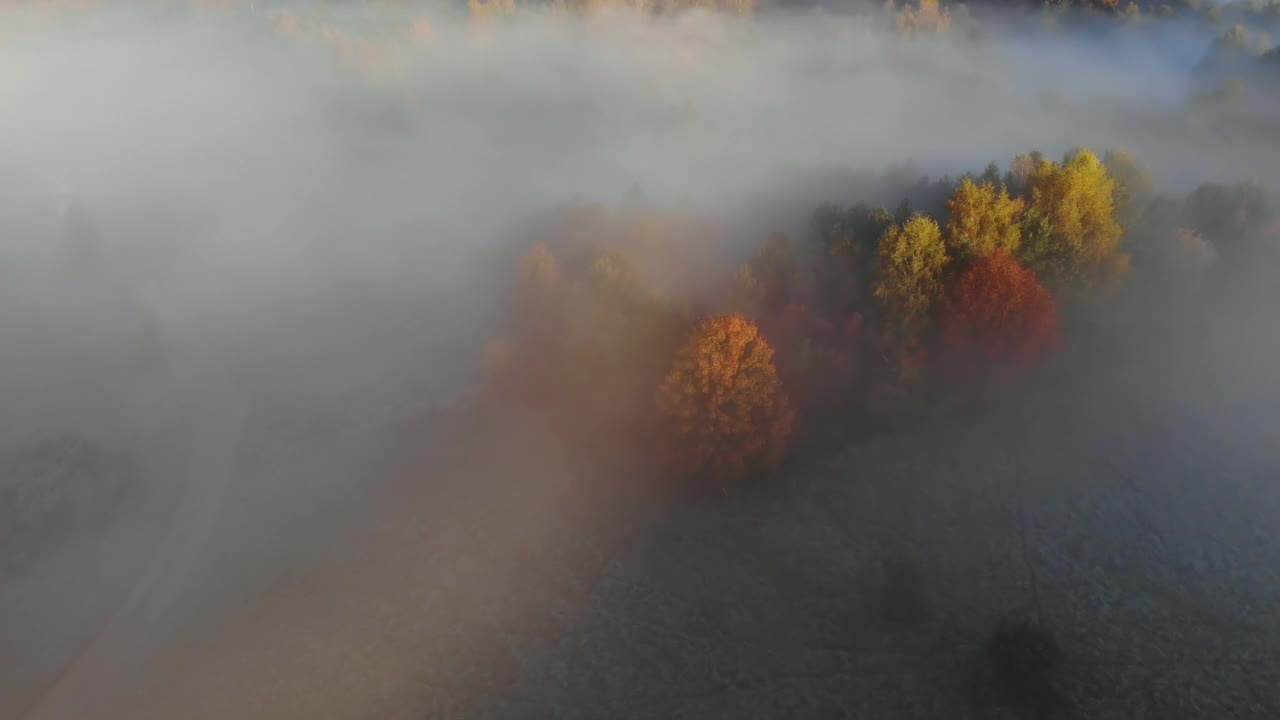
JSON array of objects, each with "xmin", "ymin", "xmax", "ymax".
[{"xmin": 483, "ymin": 147, "xmax": 1278, "ymax": 491}]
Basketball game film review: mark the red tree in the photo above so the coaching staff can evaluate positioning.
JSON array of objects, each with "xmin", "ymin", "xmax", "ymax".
[{"xmin": 942, "ymin": 251, "xmax": 1062, "ymax": 385}]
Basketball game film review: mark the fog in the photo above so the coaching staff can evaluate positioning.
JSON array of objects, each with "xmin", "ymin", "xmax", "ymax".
[{"xmin": 2, "ymin": 2, "xmax": 1279, "ymax": 718}]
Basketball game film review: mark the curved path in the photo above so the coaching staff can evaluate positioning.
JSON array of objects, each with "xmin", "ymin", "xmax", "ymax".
[{"xmin": 21, "ymin": 244, "xmax": 249, "ymax": 720}]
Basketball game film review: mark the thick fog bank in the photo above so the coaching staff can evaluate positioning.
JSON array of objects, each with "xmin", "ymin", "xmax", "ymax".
[{"xmin": 2, "ymin": 3, "xmax": 1279, "ymax": 718}]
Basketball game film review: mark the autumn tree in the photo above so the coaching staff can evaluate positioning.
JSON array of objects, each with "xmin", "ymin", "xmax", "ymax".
[
  {"xmin": 485, "ymin": 242, "xmax": 568, "ymax": 405},
  {"xmin": 730, "ymin": 264, "xmax": 764, "ymax": 315},
  {"xmin": 1020, "ymin": 148, "xmax": 1128, "ymax": 290},
  {"xmin": 1162, "ymin": 227, "xmax": 1218, "ymax": 277},
  {"xmin": 759, "ymin": 303, "xmax": 861, "ymax": 443},
  {"xmin": 656, "ymin": 315, "xmax": 794, "ymax": 486},
  {"xmin": 566, "ymin": 250, "xmax": 677, "ymax": 376},
  {"xmin": 732, "ymin": 232, "xmax": 794, "ymax": 316},
  {"xmin": 1103, "ymin": 148, "xmax": 1153, "ymax": 224},
  {"xmin": 941, "ymin": 250, "xmax": 1061, "ymax": 387},
  {"xmin": 894, "ymin": 0, "xmax": 951, "ymax": 35},
  {"xmin": 945, "ymin": 177, "xmax": 1027, "ymax": 261},
  {"xmin": 494, "ymin": 228, "xmax": 690, "ymax": 435},
  {"xmin": 517, "ymin": 242, "xmax": 565, "ymax": 330},
  {"xmin": 1004, "ymin": 152, "xmax": 1039, "ymax": 197},
  {"xmin": 752, "ymin": 233, "xmax": 793, "ymax": 310},
  {"xmin": 873, "ymin": 213, "xmax": 949, "ymax": 339},
  {"xmin": 865, "ymin": 336, "xmax": 929, "ymax": 427},
  {"xmin": 469, "ymin": 0, "xmax": 516, "ymax": 25}
]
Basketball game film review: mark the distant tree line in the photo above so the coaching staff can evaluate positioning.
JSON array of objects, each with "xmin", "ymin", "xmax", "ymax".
[{"xmin": 480, "ymin": 146, "xmax": 1277, "ymax": 491}]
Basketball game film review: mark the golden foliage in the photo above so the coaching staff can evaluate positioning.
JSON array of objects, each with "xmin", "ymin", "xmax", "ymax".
[
  {"xmin": 565, "ymin": 0, "xmax": 659, "ymax": 14},
  {"xmin": 895, "ymin": 0, "xmax": 951, "ymax": 35},
  {"xmin": 545, "ymin": 0, "xmax": 750, "ymax": 16},
  {"xmin": 1023, "ymin": 148, "xmax": 1127, "ymax": 289},
  {"xmin": 945, "ymin": 177, "xmax": 1027, "ymax": 261},
  {"xmin": 719, "ymin": 0, "xmax": 757, "ymax": 16},
  {"xmin": 656, "ymin": 314, "xmax": 794, "ymax": 485},
  {"xmin": 873, "ymin": 214, "xmax": 949, "ymax": 338},
  {"xmin": 470, "ymin": 0, "xmax": 518, "ymax": 25}
]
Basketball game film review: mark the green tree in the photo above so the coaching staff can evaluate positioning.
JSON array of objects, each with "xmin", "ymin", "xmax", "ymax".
[
  {"xmin": 810, "ymin": 204, "xmax": 893, "ymax": 318},
  {"xmin": 981, "ymin": 162, "xmax": 1002, "ymax": 186}
]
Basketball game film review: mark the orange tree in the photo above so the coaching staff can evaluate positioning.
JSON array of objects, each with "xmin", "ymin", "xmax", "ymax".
[
  {"xmin": 941, "ymin": 250, "xmax": 1062, "ymax": 388},
  {"xmin": 656, "ymin": 314, "xmax": 794, "ymax": 487}
]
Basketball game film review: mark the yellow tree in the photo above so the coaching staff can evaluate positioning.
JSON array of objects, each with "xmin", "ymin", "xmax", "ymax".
[
  {"xmin": 1022, "ymin": 148, "xmax": 1128, "ymax": 289},
  {"xmin": 873, "ymin": 214, "xmax": 949, "ymax": 338},
  {"xmin": 656, "ymin": 315, "xmax": 794, "ymax": 486},
  {"xmin": 517, "ymin": 242, "xmax": 564, "ymax": 332},
  {"xmin": 487, "ymin": 243, "xmax": 566, "ymax": 405},
  {"xmin": 945, "ymin": 177, "xmax": 1027, "ymax": 261}
]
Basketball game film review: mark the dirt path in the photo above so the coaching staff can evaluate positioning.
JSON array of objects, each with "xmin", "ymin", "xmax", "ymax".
[
  {"xmin": 49, "ymin": 412, "xmax": 650, "ymax": 720},
  {"xmin": 18, "ymin": 267, "xmax": 250, "ymax": 720}
]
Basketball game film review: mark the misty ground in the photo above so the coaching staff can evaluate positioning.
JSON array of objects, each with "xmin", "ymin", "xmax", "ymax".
[{"xmin": 6, "ymin": 288, "xmax": 1280, "ymax": 720}]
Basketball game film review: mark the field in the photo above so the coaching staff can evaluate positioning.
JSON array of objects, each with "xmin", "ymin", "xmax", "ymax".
[{"xmin": 6, "ymin": 292, "xmax": 1277, "ymax": 720}]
